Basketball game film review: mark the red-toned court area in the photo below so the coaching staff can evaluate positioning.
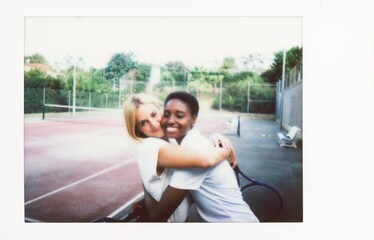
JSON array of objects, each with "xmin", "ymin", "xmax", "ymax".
[{"xmin": 24, "ymin": 114, "xmax": 227, "ymax": 222}]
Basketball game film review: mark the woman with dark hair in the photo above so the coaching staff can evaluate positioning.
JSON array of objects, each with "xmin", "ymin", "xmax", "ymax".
[{"xmin": 144, "ymin": 91, "xmax": 259, "ymax": 222}]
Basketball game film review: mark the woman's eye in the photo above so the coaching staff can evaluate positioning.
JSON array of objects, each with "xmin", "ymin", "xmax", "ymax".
[{"xmin": 138, "ymin": 121, "xmax": 146, "ymax": 127}]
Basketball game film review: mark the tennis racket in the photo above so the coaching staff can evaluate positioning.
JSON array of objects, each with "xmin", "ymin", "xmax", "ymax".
[
  {"xmin": 92, "ymin": 202, "xmax": 143, "ymax": 222},
  {"xmin": 234, "ymin": 166, "xmax": 283, "ymax": 222}
]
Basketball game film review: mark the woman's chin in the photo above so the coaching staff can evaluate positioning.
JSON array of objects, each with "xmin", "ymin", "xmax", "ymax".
[{"xmin": 165, "ymin": 132, "xmax": 180, "ymax": 139}]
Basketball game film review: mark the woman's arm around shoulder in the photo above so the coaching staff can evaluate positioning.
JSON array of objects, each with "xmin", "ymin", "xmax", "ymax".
[{"xmin": 157, "ymin": 143, "xmax": 233, "ymax": 169}]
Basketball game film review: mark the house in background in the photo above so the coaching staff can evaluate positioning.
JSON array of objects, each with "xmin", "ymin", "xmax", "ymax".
[{"xmin": 24, "ymin": 63, "xmax": 59, "ymax": 78}]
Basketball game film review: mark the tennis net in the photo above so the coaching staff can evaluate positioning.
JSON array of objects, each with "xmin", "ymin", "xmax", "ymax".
[{"xmin": 42, "ymin": 104, "xmax": 123, "ymax": 127}]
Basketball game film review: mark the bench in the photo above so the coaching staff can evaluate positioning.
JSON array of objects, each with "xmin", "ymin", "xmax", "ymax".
[{"xmin": 277, "ymin": 126, "xmax": 301, "ymax": 148}]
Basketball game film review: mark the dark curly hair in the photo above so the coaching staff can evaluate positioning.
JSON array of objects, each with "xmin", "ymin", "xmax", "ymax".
[{"xmin": 164, "ymin": 91, "xmax": 199, "ymax": 117}]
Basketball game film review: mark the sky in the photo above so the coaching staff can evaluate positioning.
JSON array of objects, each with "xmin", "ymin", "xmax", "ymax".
[{"xmin": 24, "ymin": 17, "xmax": 302, "ymax": 70}]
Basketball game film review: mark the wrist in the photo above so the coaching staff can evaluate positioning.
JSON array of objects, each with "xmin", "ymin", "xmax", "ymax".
[{"xmin": 226, "ymin": 148, "xmax": 232, "ymax": 160}]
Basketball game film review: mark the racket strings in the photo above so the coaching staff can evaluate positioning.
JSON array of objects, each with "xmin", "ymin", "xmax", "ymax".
[{"xmin": 241, "ymin": 184, "xmax": 282, "ymax": 222}]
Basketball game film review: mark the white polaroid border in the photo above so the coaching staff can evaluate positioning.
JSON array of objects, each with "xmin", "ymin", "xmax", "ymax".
[{"xmin": 1, "ymin": 0, "xmax": 374, "ymax": 240}]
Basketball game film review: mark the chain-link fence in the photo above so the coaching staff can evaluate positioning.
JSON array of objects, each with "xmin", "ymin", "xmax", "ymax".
[
  {"xmin": 24, "ymin": 88, "xmax": 44, "ymax": 113},
  {"xmin": 276, "ymin": 64, "xmax": 303, "ymax": 130},
  {"xmin": 214, "ymin": 82, "xmax": 277, "ymax": 114},
  {"xmin": 25, "ymin": 80, "xmax": 277, "ymax": 114}
]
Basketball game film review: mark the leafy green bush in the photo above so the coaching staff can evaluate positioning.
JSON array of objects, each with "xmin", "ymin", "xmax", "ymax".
[
  {"xmin": 24, "ymin": 69, "xmax": 66, "ymax": 113},
  {"xmin": 24, "ymin": 88, "xmax": 44, "ymax": 113},
  {"xmin": 212, "ymin": 79, "xmax": 276, "ymax": 113}
]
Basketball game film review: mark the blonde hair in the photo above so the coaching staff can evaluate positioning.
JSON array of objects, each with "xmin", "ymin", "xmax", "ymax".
[{"xmin": 123, "ymin": 93, "xmax": 163, "ymax": 141}]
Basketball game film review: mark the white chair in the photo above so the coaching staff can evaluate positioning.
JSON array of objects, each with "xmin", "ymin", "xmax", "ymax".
[
  {"xmin": 277, "ymin": 126, "xmax": 301, "ymax": 148},
  {"xmin": 225, "ymin": 116, "xmax": 238, "ymax": 132}
]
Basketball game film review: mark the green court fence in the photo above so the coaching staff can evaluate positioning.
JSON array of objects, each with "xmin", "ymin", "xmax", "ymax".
[{"xmin": 25, "ymin": 81, "xmax": 277, "ymax": 114}]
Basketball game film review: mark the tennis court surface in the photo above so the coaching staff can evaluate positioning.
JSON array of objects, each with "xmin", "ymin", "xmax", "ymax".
[{"xmin": 24, "ymin": 110, "xmax": 229, "ymax": 222}]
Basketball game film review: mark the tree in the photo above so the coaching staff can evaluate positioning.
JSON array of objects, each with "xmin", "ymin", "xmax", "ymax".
[
  {"xmin": 159, "ymin": 69, "xmax": 175, "ymax": 84},
  {"xmin": 104, "ymin": 52, "xmax": 138, "ymax": 87},
  {"xmin": 233, "ymin": 71, "xmax": 254, "ymax": 81},
  {"xmin": 133, "ymin": 63, "xmax": 152, "ymax": 82},
  {"xmin": 61, "ymin": 66, "xmax": 111, "ymax": 93},
  {"xmin": 187, "ymin": 67, "xmax": 211, "ymax": 98},
  {"xmin": 165, "ymin": 61, "xmax": 185, "ymax": 73},
  {"xmin": 25, "ymin": 53, "xmax": 47, "ymax": 64},
  {"xmin": 128, "ymin": 63, "xmax": 152, "ymax": 93},
  {"xmin": 219, "ymin": 57, "xmax": 237, "ymax": 73},
  {"xmin": 212, "ymin": 80, "xmax": 248, "ymax": 112},
  {"xmin": 206, "ymin": 73, "xmax": 224, "ymax": 94},
  {"xmin": 89, "ymin": 68, "xmax": 112, "ymax": 93},
  {"xmin": 261, "ymin": 46, "xmax": 302, "ymax": 83},
  {"xmin": 164, "ymin": 61, "xmax": 187, "ymax": 84},
  {"xmin": 241, "ymin": 53, "xmax": 268, "ymax": 73},
  {"xmin": 24, "ymin": 69, "xmax": 64, "ymax": 90},
  {"xmin": 218, "ymin": 57, "xmax": 239, "ymax": 83},
  {"xmin": 24, "ymin": 69, "xmax": 66, "ymax": 113}
]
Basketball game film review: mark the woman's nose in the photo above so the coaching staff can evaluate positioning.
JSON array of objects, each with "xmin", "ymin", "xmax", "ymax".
[
  {"xmin": 166, "ymin": 115, "xmax": 175, "ymax": 124},
  {"xmin": 149, "ymin": 118, "xmax": 159, "ymax": 127}
]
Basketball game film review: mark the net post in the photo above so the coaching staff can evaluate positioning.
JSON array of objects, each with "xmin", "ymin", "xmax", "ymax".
[
  {"xmin": 237, "ymin": 115, "xmax": 240, "ymax": 137},
  {"xmin": 42, "ymin": 88, "xmax": 46, "ymax": 120},
  {"xmin": 42, "ymin": 104, "xmax": 45, "ymax": 120}
]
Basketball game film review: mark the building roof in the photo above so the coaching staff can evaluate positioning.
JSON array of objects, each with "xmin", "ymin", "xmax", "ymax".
[{"xmin": 24, "ymin": 63, "xmax": 58, "ymax": 77}]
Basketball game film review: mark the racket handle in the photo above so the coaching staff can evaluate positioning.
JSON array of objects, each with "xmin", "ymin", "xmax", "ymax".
[{"xmin": 120, "ymin": 209, "xmax": 139, "ymax": 222}]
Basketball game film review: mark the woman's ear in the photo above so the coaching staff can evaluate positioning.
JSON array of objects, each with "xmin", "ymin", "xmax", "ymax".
[{"xmin": 192, "ymin": 115, "xmax": 197, "ymax": 125}]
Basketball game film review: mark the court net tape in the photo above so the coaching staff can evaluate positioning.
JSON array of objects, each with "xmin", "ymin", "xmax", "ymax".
[{"xmin": 42, "ymin": 104, "xmax": 123, "ymax": 127}]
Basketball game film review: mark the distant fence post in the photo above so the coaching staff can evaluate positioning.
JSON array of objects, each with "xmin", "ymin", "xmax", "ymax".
[
  {"xmin": 105, "ymin": 94, "xmax": 108, "ymax": 108},
  {"xmin": 43, "ymin": 88, "xmax": 46, "ymax": 105},
  {"xmin": 280, "ymin": 49, "xmax": 286, "ymax": 130},
  {"xmin": 89, "ymin": 92, "xmax": 92, "ymax": 111},
  {"xmin": 247, "ymin": 82, "xmax": 250, "ymax": 113},
  {"xmin": 219, "ymin": 80, "xmax": 223, "ymax": 111},
  {"xmin": 42, "ymin": 88, "xmax": 46, "ymax": 120},
  {"xmin": 68, "ymin": 90, "xmax": 71, "ymax": 113},
  {"xmin": 237, "ymin": 115, "xmax": 241, "ymax": 137}
]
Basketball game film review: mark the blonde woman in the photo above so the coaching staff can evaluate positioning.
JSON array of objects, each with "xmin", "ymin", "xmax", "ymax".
[{"xmin": 123, "ymin": 93, "xmax": 235, "ymax": 222}]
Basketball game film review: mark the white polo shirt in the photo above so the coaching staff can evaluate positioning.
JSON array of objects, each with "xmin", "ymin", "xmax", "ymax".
[{"xmin": 169, "ymin": 128, "xmax": 259, "ymax": 222}]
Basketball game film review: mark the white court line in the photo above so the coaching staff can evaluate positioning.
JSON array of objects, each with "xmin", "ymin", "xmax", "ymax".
[
  {"xmin": 25, "ymin": 158, "xmax": 136, "ymax": 206},
  {"xmin": 25, "ymin": 217, "xmax": 42, "ymax": 223},
  {"xmin": 108, "ymin": 191, "xmax": 144, "ymax": 218}
]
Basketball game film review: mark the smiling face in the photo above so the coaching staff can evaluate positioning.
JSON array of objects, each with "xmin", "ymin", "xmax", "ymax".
[
  {"xmin": 162, "ymin": 99, "xmax": 197, "ymax": 144},
  {"xmin": 135, "ymin": 103, "xmax": 165, "ymax": 138}
]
